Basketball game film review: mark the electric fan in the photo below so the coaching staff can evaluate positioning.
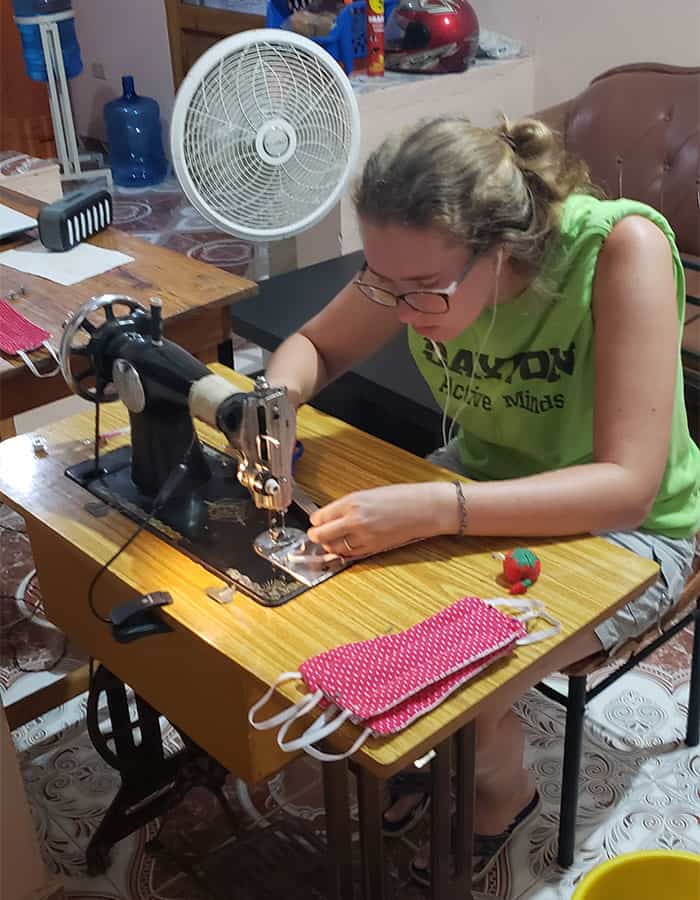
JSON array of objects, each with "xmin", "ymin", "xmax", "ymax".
[{"xmin": 170, "ymin": 28, "xmax": 361, "ymax": 243}]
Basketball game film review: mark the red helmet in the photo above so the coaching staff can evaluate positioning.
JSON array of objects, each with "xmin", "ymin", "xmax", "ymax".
[{"xmin": 385, "ymin": 0, "xmax": 479, "ymax": 75}]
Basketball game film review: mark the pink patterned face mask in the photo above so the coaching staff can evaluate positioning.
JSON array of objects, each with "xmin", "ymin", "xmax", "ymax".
[
  {"xmin": 0, "ymin": 298, "xmax": 60, "ymax": 377},
  {"xmin": 249, "ymin": 596, "xmax": 560, "ymax": 761}
]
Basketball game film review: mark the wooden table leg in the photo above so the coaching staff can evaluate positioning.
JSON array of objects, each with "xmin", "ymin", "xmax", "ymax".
[
  {"xmin": 193, "ymin": 343, "xmax": 220, "ymax": 365},
  {"xmin": 357, "ymin": 767, "xmax": 386, "ymax": 899},
  {"xmin": 0, "ymin": 418, "xmax": 16, "ymax": 440},
  {"xmin": 322, "ymin": 756, "xmax": 354, "ymax": 900},
  {"xmin": 217, "ymin": 338, "xmax": 234, "ymax": 369}
]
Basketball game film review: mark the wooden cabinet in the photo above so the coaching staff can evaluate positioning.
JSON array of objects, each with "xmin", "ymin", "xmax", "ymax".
[
  {"xmin": 164, "ymin": 0, "xmax": 265, "ymax": 88},
  {"xmin": 0, "ymin": 0, "xmax": 56, "ymax": 158}
]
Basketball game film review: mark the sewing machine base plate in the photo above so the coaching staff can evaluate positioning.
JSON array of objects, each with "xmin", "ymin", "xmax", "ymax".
[{"xmin": 66, "ymin": 443, "xmax": 348, "ymax": 606}]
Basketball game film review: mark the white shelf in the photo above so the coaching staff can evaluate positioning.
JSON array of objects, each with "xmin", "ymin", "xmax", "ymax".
[
  {"xmin": 350, "ymin": 55, "xmax": 529, "ymax": 96},
  {"xmin": 296, "ymin": 54, "xmax": 536, "ymax": 267}
]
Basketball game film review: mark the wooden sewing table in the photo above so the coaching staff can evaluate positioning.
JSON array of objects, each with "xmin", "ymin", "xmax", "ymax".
[
  {"xmin": 0, "ymin": 186, "xmax": 256, "ymax": 436},
  {"xmin": 0, "ymin": 365, "xmax": 658, "ymax": 900}
]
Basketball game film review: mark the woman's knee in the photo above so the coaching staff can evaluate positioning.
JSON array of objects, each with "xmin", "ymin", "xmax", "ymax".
[{"xmin": 475, "ymin": 706, "xmax": 520, "ymax": 753}]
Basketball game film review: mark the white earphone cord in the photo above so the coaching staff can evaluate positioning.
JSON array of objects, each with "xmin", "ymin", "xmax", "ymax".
[{"xmin": 431, "ymin": 250, "xmax": 503, "ymax": 451}]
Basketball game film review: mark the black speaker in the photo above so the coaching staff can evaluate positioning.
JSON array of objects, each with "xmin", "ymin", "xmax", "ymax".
[{"xmin": 38, "ymin": 185, "xmax": 113, "ymax": 251}]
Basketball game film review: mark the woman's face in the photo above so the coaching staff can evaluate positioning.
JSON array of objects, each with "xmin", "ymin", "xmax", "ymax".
[{"xmin": 359, "ymin": 219, "xmax": 499, "ymax": 342}]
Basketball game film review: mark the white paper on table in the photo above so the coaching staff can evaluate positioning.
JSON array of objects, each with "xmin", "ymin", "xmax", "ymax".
[
  {"xmin": 0, "ymin": 203, "xmax": 37, "ymax": 240},
  {"xmin": 0, "ymin": 240, "xmax": 134, "ymax": 286}
]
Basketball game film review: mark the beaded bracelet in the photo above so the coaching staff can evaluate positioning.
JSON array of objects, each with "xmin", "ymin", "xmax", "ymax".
[{"xmin": 452, "ymin": 480, "xmax": 468, "ymax": 536}]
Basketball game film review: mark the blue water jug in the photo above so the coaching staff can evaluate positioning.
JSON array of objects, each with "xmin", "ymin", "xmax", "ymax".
[
  {"xmin": 104, "ymin": 76, "xmax": 168, "ymax": 188},
  {"xmin": 12, "ymin": 0, "xmax": 83, "ymax": 83}
]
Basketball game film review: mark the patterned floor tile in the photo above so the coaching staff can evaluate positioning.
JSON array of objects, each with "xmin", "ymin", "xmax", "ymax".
[
  {"xmin": 4, "ymin": 496, "xmax": 698, "ymax": 899},
  {"xmin": 1, "ymin": 507, "xmax": 87, "ymax": 708},
  {"xmin": 111, "ymin": 178, "xmax": 257, "ymax": 279}
]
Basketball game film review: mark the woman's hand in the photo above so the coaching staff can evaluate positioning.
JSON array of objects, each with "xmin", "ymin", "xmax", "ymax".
[{"xmin": 306, "ymin": 483, "xmax": 450, "ymax": 558}]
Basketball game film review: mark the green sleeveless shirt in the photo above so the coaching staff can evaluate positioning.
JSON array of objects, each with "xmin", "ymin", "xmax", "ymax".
[{"xmin": 408, "ymin": 194, "xmax": 700, "ymax": 538}]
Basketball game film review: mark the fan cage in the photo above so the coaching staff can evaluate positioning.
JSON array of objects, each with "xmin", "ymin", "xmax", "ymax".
[{"xmin": 171, "ymin": 30, "xmax": 360, "ymax": 241}]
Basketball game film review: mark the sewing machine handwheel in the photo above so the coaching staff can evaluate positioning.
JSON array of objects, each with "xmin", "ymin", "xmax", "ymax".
[{"xmin": 59, "ymin": 294, "xmax": 146, "ymax": 403}]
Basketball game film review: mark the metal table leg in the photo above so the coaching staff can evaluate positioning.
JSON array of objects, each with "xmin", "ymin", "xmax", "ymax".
[
  {"xmin": 430, "ymin": 721, "xmax": 476, "ymax": 900},
  {"xmin": 347, "ymin": 718, "xmax": 476, "ymax": 900},
  {"xmin": 430, "ymin": 737, "xmax": 452, "ymax": 898},
  {"xmin": 357, "ymin": 768, "xmax": 386, "ymax": 899},
  {"xmin": 453, "ymin": 722, "xmax": 476, "ymax": 898},
  {"xmin": 322, "ymin": 757, "xmax": 355, "ymax": 900}
]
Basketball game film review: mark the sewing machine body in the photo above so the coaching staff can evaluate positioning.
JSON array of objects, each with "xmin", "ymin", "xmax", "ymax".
[{"xmin": 59, "ymin": 295, "xmax": 347, "ymax": 605}]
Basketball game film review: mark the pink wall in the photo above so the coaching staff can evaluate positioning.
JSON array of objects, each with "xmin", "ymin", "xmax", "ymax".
[
  {"xmin": 70, "ymin": 0, "xmax": 175, "ymax": 148},
  {"xmin": 470, "ymin": 0, "xmax": 700, "ymax": 108},
  {"xmin": 68, "ymin": 1, "xmax": 699, "ymax": 146}
]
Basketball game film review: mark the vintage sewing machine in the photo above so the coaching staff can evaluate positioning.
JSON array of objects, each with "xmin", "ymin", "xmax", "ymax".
[{"xmin": 58, "ymin": 294, "xmax": 346, "ymax": 606}]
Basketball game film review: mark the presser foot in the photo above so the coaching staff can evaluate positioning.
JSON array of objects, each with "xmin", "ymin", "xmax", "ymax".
[
  {"xmin": 253, "ymin": 527, "xmax": 346, "ymax": 586},
  {"xmin": 253, "ymin": 524, "xmax": 306, "ymax": 558}
]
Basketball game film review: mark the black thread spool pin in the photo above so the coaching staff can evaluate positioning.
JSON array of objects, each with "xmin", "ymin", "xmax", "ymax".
[{"xmin": 150, "ymin": 297, "xmax": 163, "ymax": 345}]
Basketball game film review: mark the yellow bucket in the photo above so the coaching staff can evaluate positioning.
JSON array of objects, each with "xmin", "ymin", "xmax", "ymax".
[{"xmin": 572, "ymin": 850, "xmax": 700, "ymax": 900}]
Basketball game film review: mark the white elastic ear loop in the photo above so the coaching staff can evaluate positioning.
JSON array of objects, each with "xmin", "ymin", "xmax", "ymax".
[
  {"xmin": 18, "ymin": 342, "xmax": 61, "ymax": 378},
  {"xmin": 302, "ymin": 725, "xmax": 373, "ymax": 762},
  {"xmin": 44, "ymin": 341, "xmax": 60, "ymax": 366},
  {"xmin": 248, "ymin": 671, "xmax": 322, "ymax": 730},
  {"xmin": 485, "ymin": 597, "xmax": 561, "ymax": 645},
  {"xmin": 515, "ymin": 610, "xmax": 561, "ymax": 645},
  {"xmin": 277, "ymin": 704, "xmax": 355, "ymax": 752},
  {"xmin": 486, "ymin": 596, "xmax": 541, "ymax": 621}
]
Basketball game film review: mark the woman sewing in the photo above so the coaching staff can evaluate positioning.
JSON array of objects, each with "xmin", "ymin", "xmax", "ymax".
[{"xmin": 264, "ymin": 115, "xmax": 700, "ymax": 885}]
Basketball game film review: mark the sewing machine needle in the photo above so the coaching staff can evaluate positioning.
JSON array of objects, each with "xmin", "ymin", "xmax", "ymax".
[{"xmin": 267, "ymin": 510, "xmax": 286, "ymax": 541}]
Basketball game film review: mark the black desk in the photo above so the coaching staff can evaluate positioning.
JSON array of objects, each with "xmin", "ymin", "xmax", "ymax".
[{"xmin": 231, "ymin": 252, "xmax": 443, "ymax": 457}]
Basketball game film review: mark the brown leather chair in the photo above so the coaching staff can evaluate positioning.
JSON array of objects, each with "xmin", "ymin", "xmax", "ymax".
[
  {"xmin": 533, "ymin": 62, "xmax": 700, "ymax": 869},
  {"xmin": 537, "ymin": 62, "xmax": 700, "ymax": 441}
]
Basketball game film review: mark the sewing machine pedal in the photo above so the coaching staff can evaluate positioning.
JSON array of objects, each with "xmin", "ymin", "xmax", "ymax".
[{"xmin": 109, "ymin": 591, "xmax": 174, "ymax": 644}]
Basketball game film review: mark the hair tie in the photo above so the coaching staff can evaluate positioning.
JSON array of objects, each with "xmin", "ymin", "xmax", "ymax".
[{"xmin": 499, "ymin": 130, "xmax": 517, "ymax": 152}]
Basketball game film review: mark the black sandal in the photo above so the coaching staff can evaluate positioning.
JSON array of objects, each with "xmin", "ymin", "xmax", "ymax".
[
  {"xmin": 382, "ymin": 770, "xmax": 431, "ymax": 838},
  {"xmin": 408, "ymin": 789, "xmax": 542, "ymax": 885}
]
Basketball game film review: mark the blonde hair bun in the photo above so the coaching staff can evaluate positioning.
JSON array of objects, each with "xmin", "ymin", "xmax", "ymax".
[
  {"xmin": 496, "ymin": 114, "xmax": 592, "ymax": 205},
  {"xmin": 500, "ymin": 116, "xmax": 557, "ymax": 163}
]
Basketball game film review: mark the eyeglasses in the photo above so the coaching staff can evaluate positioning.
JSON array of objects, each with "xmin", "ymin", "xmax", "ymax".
[{"xmin": 353, "ymin": 254, "xmax": 479, "ymax": 314}]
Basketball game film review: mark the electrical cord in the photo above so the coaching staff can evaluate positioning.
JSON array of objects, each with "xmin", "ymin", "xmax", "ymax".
[
  {"xmin": 0, "ymin": 569, "xmax": 69, "ymax": 674},
  {"xmin": 13, "ymin": 635, "xmax": 68, "ymax": 674},
  {"xmin": 86, "ymin": 455, "xmax": 194, "ymax": 625},
  {"xmin": 1, "ymin": 515, "xmax": 68, "ymax": 672},
  {"xmin": 0, "ymin": 522, "xmax": 26, "ymax": 533},
  {"xmin": 2, "ymin": 569, "xmax": 40, "ymax": 631},
  {"xmin": 87, "ymin": 520, "xmax": 151, "ymax": 624}
]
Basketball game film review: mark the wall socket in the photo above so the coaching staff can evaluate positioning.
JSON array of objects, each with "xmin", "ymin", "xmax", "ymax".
[{"xmin": 91, "ymin": 62, "xmax": 106, "ymax": 80}]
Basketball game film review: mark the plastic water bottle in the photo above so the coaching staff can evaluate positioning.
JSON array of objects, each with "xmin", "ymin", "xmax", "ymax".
[
  {"xmin": 103, "ymin": 76, "xmax": 168, "ymax": 188},
  {"xmin": 12, "ymin": 0, "xmax": 83, "ymax": 83}
]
